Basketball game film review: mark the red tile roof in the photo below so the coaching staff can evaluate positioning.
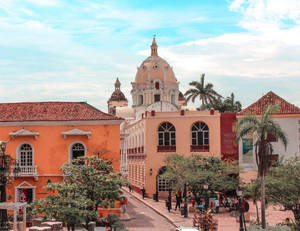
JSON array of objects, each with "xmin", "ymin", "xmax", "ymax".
[
  {"xmin": 0, "ymin": 102, "xmax": 123, "ymax": 122},
  {"xmin": 239, "ymin": 91, "xmax": 300, "ymax": 115}
]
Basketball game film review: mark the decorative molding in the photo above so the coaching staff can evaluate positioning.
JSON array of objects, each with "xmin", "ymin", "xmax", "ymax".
[
  {"xmin": 61, "ymin": 128, "xmax": 92, "ymax": 139},
  {"xmin": 9, "ymin": 129, "xmax": 39, "ymax": 140}
]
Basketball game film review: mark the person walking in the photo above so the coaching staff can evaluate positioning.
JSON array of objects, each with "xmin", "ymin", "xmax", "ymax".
[
  {"xmin": 128, "ymin": 185, "xmax": 132, "ymax": 192},
  {"xmin": 175, "ymin": 193, "xmax": 182, "ymax": 211},
  {"xmin": 141, "ymin": 187, "xmax": 146, "ymax": 199},
  {"xmin": 122, "ymin": 197, "xmax": 127, "ymax": 213}
]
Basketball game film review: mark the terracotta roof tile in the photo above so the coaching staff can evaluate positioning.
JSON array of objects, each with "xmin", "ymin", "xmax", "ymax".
[
  {"xmin": 0, "ymin": 102, "xmax": 123, "ymax": 122},
  {"xmin": 239, "ymin": 91, "xmax": 300, "ymax": 115}
]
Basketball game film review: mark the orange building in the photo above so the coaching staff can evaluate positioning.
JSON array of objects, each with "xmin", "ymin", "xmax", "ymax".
[
  {"xmin": 108, "ymin": 38, "xmax": 238, "ymax": 198},
  {"xmin": 0, "ymin": 102, "xmax": 122, "ymax": 215}
]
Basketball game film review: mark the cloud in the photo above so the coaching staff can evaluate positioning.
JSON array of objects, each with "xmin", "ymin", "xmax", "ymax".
[{"xmin": 25, "ymin": 0, "xmax": 61, "ymax": 7}]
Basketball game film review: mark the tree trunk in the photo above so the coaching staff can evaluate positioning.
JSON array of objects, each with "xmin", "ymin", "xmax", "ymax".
[
  {"xmin": 261, "ymin": 173, "xmax": 266, "ymax": 229},
  {"xmin": 255, "ymin": 200, "xmax": 260, "ymax": 224}
]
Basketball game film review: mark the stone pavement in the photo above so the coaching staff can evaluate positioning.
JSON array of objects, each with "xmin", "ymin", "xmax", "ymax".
[{"xmin": 122, "ymin": 188, "xmax": 293, "ymax": 230}]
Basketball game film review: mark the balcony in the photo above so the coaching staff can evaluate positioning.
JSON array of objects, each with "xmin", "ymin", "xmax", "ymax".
[
  {"xmin": 190, "ymin": 145, "xmax": 209, "ymax": 152},
  {"xmin": 157, "ymin": 145, "xmax": 176, "ymax": 152},
  {"xmin": 12, "ymin": 165, "xmax": 38, "ymax": 180}
]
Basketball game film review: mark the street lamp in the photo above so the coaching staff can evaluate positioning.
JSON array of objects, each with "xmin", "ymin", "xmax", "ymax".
[
  {"xmin": 203, "ymin": 184, "xmax": 209, "ymax": 211},
  {"xmin": 183, "ymin": 183, "xmax": 189, "ymax": 218},
  {"xmin": 0, "ymin": 141, "xmax": 20, "ymax": 230},
  {"xmin": 237, "ymin": 188, "xmax": 246, "ymax": 231}
]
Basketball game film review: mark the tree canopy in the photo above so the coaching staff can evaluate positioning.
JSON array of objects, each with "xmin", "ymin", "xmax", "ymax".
[
  {"xmin": 31, "ymin": 156, "xmax": 126, "ymax": 230},
  {"xmin": 161, "ymin": 154, "xmax": 239, "ymax": 194},
  {"xmin": 184, "ymin": 73, "xmax": 221, "ymax": 109}
]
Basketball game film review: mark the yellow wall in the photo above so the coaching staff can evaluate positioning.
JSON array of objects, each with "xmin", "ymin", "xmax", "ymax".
[{"xmin": 143, "ymin": 110, "xmax": 221, "ymax": 196}]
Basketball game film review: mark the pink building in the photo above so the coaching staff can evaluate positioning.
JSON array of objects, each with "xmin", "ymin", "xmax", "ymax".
[{"xmin": 108, "ymin": 38, "xmax": 237, "ymax": 198}]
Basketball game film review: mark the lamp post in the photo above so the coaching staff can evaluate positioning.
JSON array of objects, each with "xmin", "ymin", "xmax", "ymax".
[
  {"xmin": 183, "ymin": 183, "xmax": 188, "ymax": 218},
  {"xmin": 237, "ymin": 189, "xmax": 246, "ymax": 231},
  {"xmin": 0, "ymin": 141, "xmax": 20, "ymax": 230},
  {"xmin": 203, "ymin": 184, "xmax": 209, "ymax": 211}
]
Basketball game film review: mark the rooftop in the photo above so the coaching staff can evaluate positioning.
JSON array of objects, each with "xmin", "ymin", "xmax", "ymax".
[
  {"xmin": 0, "ymin": 102, "xmax": 123, "ymax": 122},
  {"xmin": 239, "ymin": 91, "xmax": 300, "ymax": 115}
]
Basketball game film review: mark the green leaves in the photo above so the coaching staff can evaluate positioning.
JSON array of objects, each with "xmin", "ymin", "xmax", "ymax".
[
  {"xmin": 31, "ymin": 155, "xmax": 126, "ymax": 228},
  {"xmin": 161, "ymin": 154, "xmax": 239, "ymax": 193}
]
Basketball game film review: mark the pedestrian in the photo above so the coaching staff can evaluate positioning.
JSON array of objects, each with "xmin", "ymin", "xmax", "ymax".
[
  {"xmin": 167, "ymin": 196, "xmax": 171, "ymax": 213},
  {"xmin": 128, "ymin": 185, "xmax": 132, "ymax": 192},
  {"xmin": 215, "ymin": 198, "xmax": 219, "ymax": 214},
  {"xmin": 175, "ymin": 193, "xmax": 182, "ymax": 211},
  {"xmin": 141, "ymin": 186, "xmax": 146, "ymax": 199},
  {"xmin": 122, "ymin": 197, "xmax": 127, "ymax": 213}
]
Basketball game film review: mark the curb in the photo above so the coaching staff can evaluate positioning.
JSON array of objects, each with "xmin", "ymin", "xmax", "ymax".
[{"xmin": 122, "ymin": 188, "xmax": 178, "ymax": 228}]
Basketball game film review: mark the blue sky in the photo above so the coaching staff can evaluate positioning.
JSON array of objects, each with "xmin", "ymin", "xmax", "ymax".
[{"xmin": 0, "ymin": 0, "xmax": 300, "ymax": 111}]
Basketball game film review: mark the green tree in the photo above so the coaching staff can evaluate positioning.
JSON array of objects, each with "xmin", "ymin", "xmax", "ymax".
[
  {"xmin": 266, "ymin": 156, "xmax": 300, "ymax": 227},
  {"xmin": 161, "ymin": 154, "xmax": 238, "ymax": 195},
  {"xmin": 236, "ymin": 104, "xmax": 288, "ymax": 229},
  {"xmin": 184, "ymin": 73, "xmax": 221, "ymax": 109},
  {"xmin": 223, "ymin": 92, "xmax": 242, "ymax": 112},
  {"xmin": 203, "ymin": 93, "xmax": 242, "ymax": 113},
  {"xmin": 31, "ymin": 156, "xmax": 126, "ymax": 230}
]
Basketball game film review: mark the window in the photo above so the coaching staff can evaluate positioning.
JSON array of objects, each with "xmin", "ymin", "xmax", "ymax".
[
  {"xmin": 191, "ymin": 122, "xmax": 209, "ymax": 152},
  {"xmin": 19, "ymin": 144, "xmax": 33, "ymax": 166},
  {"xmin": 71, "ymin": 143, "xmax": 85, "ymax": 160},
  {"xmin": 158, "ymin": 122, "xmax": 176, "ymax": 152},
  {"xmin": 138, "ymin": 95, "xmax": 143, "ymax": 105},
  {"xmin": 157, "ymin": 167, "xmax": 170, "ymax": 192},
  {"xmin": 155, "ymin": 82, "xmax": 160, "ymax": 89},
  {"xmin": 154, "ymin": 94, "xmax": 161, "ymax": 102},
  {"xmin": 171, "ymin": 94, "xmax": 175, "ymax": 104}
]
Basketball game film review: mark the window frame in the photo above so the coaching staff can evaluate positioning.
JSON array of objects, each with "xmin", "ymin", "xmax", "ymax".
[
  {"xmin": 157, "ymin": 122, "xmax": 176, "ymax": 152},
  {"xmin": 17, "ymin": 143, "xmax": 34, "ymax": 167},
  {"xmin": 69, "ymin": 141, "xmax": 86, "ymax": 163},
  {"xmin": 190, "ymin": 122, "xmax": 210, "ymax": 152}
]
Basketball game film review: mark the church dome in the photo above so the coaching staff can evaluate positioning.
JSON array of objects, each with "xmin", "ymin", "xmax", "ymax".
[
  {"xmin": 108, "ymin": 78, "xmax": 127, "ymax": 102},
  {"xmin": 135, "ymin": 37, "xmax": 178, "ymax": 85}
]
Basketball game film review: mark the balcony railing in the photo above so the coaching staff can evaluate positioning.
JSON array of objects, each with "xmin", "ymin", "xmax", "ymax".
[
  {"xmin": 12, "ymin": 165, "xmax": 37, "ymax": 176},
  {"xmin": 157, "ymin": 145, "xmax": 176, "ymax": 152},
  {"xmin": 190, "ymin": 145, "xmax": 209, "ymax": 152}
]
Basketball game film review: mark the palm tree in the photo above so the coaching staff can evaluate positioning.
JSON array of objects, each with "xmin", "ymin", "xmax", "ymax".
[
  {"xmin": 235, "ymin": 104, "xmax": 287, "ymax": 229},
  {"xmin": 224, "ymin": 93, "xmax": 242, "ymax": 112},
  {"xmin": 184, "ymin": 73, "xmax": 221, "ymax": 109}
]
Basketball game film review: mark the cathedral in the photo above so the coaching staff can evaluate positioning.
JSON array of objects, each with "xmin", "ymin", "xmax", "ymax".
[{"xmin": 108, "ymin": 38, "xmax": 237, "ymax": 198}]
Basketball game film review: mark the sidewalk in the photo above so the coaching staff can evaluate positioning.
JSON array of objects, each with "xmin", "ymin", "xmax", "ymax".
[{"xmin": 123, "ymin": 188, "xmax": 293, "ymax": 231}]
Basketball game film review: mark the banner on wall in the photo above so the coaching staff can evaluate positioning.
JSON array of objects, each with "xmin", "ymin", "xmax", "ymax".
[{"xmin": 242, "ymin": 138, "xmax": 254, "ymax": 164}]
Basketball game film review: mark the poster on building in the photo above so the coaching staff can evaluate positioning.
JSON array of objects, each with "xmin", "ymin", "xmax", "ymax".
[{"xmin": 242, "ymin": 138, "xmax": 254, "ymax": 164}]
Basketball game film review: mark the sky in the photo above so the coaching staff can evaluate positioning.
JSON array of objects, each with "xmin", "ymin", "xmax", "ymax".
[{"xmin": 0, "ymin": 0, "xmax": 300, "ymax": 111}]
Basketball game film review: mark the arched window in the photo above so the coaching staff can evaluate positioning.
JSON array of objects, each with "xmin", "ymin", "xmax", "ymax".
[
  {"xmin": 191, "ymin": 122, "xmax": 209, "ymax": 152},
  {"xmin": 157, "ymin": 166, "xmax": 170, "ymax": 192},
  {"xmin": 71, "ymin": 143, "xmax": 85, "ymax": 160},
  {"xmin": 157, "ymin": 122, "xmax": 176, "ymax": 152},
  {"xmin": 19, "ymin": 144, "xmax": 33, "ymax": 166}
]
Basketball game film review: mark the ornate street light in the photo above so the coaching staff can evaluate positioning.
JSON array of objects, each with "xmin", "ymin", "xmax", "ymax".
[{"xmin": 0, "ymin": 141, "xmax": 20, "ymax": 230}]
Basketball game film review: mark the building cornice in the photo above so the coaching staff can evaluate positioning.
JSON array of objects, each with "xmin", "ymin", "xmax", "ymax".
[{"xmin": 0, "ymin": 120, "xmax": 123, "ymax": 127}]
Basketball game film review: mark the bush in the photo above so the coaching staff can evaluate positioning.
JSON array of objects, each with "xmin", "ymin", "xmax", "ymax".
[{"xmin": 247, "ymin": 225, "xmax": 291, "ymax": 231}]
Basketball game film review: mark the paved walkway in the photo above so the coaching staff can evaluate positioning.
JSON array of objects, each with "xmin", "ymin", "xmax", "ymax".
[{"xmin": 122, "ymin": 188, "xmax": 293, "ymax": 230}]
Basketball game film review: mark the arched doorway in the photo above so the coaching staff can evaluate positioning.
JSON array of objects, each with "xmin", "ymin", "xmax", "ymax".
[{"xmin": 156, "ymin": 166, "xmax": 170, "ymax": 199}]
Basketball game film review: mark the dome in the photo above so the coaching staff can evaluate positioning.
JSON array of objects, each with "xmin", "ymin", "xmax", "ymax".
[
  {"xmin": 108, "ymin": 78, "xmax": 127, "ymax": 102},
  {"xmin": 135, "ymin": 37, "xmax": 178, "ymax": 85}
]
